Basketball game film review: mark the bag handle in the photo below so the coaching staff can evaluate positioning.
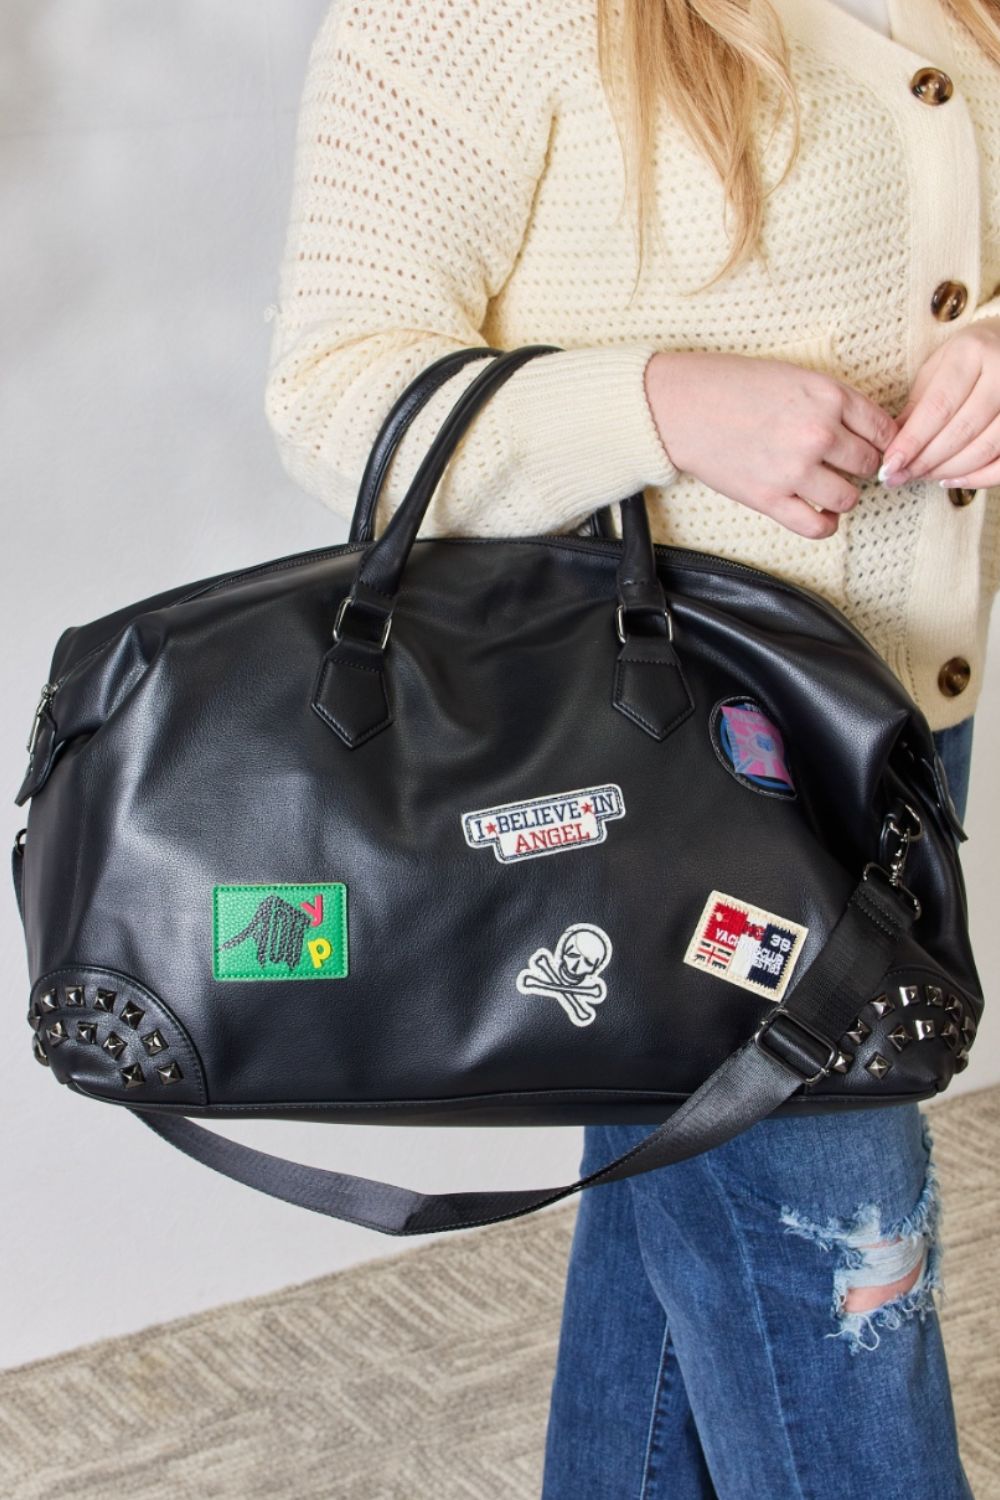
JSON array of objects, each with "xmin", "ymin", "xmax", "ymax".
[
  {"xmin": 133, "ymin": 870, "xmax": 917, "ymax": 1236},
  {"xmin": 312, "ymin": 346, "xmax": 686, "ymax": 748},
  {"xmin": 348, "ymin": 346, "xmax": 651, "ymax": 601},
  {"xmin": 348, "ymin": 346, "xmax": 620, "ymax": 545}
]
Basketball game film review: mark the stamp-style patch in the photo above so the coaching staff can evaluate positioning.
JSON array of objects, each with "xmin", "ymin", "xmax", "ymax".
[
  {"xmin": 213, "ymin": 883, "xmax": 348, "ymax": 980},
  {"xmin": 463, "ymin": 784, "xmax": 624, "ymax": 863},
  {"xmin": 711, "ymin": 698, "xmax": 796, "ymax": 797},
  {"xmin": 516, "ymin": 922, "xmax": 613, "ymax": 1027},
  {"xmin": 683, "ymin": 890, "xmax": 808, "ymax": 1001}
]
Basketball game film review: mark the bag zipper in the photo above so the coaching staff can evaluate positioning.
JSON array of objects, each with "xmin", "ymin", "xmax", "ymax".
[
  {"xmin": 13, "ymin": 535, "xmax": 877, "ymax": 740},
  {"xmin": 26, "ymin": 682, "xmax": 57, "ymax": 760}
]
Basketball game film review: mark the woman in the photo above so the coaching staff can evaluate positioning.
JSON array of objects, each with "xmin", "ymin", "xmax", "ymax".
[{"xmin": 265, "ymin": 0, "xmax": 997, "ymax": 1492}]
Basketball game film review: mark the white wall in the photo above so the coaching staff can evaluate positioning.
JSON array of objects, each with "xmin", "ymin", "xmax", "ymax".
[{"xmin": 2, "ymin": 1, "xmax": 997, "ymax": 1372}]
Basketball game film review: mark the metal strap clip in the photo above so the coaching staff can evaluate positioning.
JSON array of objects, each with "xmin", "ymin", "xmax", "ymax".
[{"xmin": 864, "ymin": 801, "xmax": 924, "ymax": 918}]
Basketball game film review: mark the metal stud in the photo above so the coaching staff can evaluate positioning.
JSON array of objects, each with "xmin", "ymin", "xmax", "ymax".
[
  {"xmin": 865, "ymin": 1052, "xmax": 892, "ymax": 1080},
  {"xmin": 912, "ymin": 1017, "xmax": 936, "ymax": 1041},
  {"xmin": 954, "ymin": 1049, "xmax": 970, "ymax": 1073},
  {"xmin": 924, "ymin": 984, "xmax": 944, "ymax": 1007},
  {"xmin": 102, "ymin": 1031, "xmax": 126, "ymax": 1059},
  {"xmin": 940, "ymin": 1020, "xmax": 959, "ymax": 1048},
  {"xmin": 46, "ymin": 1020, "xmax": 68, "ymax": 1045},
  {"xmin": 846, "ymin": 1018, "xmax": 872, "ymax": 1045},
  {"xmin": 33, "ymin": 1035, "xmax": 50, "ymax": 1066},
  {"xmin": 141, "ymin": 1030, "xmax": 167, "ymax": 1056},
  {"xmin": 898, "ymin": 985, "xmax": 922, "ymax": 1007},
  {"xmin": 156, "ymin": 1061, "xmax": 183, "ymax": 1085},
  {"xmin": 26, "ymin": 1004, "xmax": 39, "ymax": 1030},
  {"xmin": 830, "ymin": 1050, "xmax": 853, "ymax": 1073},
  {"xmin": 76, "ymin": 1021, "xmax": 98, "ymax": 1045},
  {"xmin": 888, "ymin": 1024, "xmax": 911, "ymax": 1052},
  {"xmin": 869, "ymin": 994, "xmax": 895, "ymax": 1018},
  {"xmin": 94, "ymin": 988, "xmax": 117, "ymax": 1013},
  {"xmin": 961, "ymin": 1017, "xmax": 976, "ymax": 1046},
  {"xmin": 38, "ymin": 990, "xmax": 59, "ymax": 1014},
  {"xmin": 945, "ymin": 994, "xmax": 963, "ymax": 1018},
  {"xmin": 120, "ymin": 1001, "xmax": 144, "ymax": 1029},
  {"xmin": 120, "ymin": 1064, "xmax": 144, "ymax": 1088},
  {"xmin": 64, "ymin": 986, "xmax": 85, "ymax": 1007}
]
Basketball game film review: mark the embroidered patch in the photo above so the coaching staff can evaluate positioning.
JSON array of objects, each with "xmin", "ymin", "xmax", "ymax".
[
  {"xmin": 711, "ymin": 698, "xmax": 795, "ymax": 797},
  {"xmin": 213, "ymin": 884, "xmax": 348, "ymax": 980},
  {"xmin": 515, "ymin": 923, "xmax": 613, "ymax": 1027},
  {"xmin": 463, "ymin": 784, "xmax": 624, "ymax": 863},
  {"xmin": 683, "ymin": 890, "xmax": 808, "ymax": 1001}
]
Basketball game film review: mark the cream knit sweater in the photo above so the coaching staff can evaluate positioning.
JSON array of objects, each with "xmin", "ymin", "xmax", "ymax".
[{"xmin": 265, "ymin": 0, "xmax": 1000, "ymax": 731}]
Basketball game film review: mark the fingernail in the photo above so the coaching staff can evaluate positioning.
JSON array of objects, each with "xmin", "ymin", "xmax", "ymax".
[{"xmin": 878, "ymin": 452, "xmax": 905, "ymax": 483}]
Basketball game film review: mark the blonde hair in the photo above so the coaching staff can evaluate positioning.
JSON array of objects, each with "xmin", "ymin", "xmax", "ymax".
[{"xmin": 597, "ymin": 0, "xmax": 1000, "ymax": 297}]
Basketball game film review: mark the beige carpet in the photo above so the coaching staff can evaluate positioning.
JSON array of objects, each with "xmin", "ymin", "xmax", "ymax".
[{"xmin": 1, "ymin": 1087, "xmax": 997, "ymax": 1500}]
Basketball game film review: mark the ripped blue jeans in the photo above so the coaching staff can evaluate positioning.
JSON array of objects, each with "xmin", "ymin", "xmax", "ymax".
[{"xmin": 541, "ymin": 716, "xmax": 976, "ymax": 1500}]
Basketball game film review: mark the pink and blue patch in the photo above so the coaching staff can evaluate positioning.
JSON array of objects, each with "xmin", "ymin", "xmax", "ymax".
[{"xmin": 717, "ymin": 700, "xmax": 795, "ymax": 795}]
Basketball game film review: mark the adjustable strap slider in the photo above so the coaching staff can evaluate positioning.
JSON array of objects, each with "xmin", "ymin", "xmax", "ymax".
[{"xmin": 752, "ymin": 1008, "xmax": 838, "ymax": 1085}]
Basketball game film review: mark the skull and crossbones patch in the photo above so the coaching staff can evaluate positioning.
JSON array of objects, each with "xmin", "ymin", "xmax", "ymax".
[{"xmin": 516, "ymin": 922, "xmax": 613, "ymax": 1027}]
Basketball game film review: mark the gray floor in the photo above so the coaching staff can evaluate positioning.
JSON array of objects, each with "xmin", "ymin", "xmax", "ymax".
[{"xmin": 1, "ymin": 1087, "xmax": 996, "ymax": 1499}]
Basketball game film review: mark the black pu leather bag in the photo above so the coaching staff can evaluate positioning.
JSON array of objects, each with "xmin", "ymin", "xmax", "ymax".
[{"xmin": 12, "ymin": 343, "xmax": 984, "ymax": 1236}]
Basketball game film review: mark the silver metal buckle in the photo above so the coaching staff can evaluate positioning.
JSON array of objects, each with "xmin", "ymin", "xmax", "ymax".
[
  {"xmin": 332, "ymin": 593, "xmax": 392, "ymax": 651},
  {"xmin": 615, "ymin": 603, "xmax": 674, "ymax": 646},
  {"xmin": 752, "ymin": 1008, "xmax": 838, "ymax": 1086}
]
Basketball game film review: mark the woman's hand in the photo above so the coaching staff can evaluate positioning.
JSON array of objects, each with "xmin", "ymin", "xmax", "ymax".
[
  {"xmin": 878, "ymin": 316, "xmax": 1000, "ymax": 489},
  {"xmin": 644, "ymin": 350, "xmax": 900, "ymax": 539}
]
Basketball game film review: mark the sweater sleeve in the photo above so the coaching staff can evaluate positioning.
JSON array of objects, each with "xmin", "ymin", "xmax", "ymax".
[
  {"xmin": 263, "ymin": 0, "xmax": 678, "ymax": 539},
  {"xmin": 970, "ymin": 291, "xmax": 1000, "ymax": 325}
]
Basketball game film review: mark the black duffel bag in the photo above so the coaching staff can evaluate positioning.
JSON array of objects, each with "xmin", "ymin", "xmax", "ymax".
[{"xmin": 12, "ymin": 343, "xmax": 984, "ymax": 1236}]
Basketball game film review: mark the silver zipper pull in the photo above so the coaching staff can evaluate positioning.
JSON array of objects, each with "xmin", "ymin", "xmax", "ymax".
[{"xmin": 26, "ymin": 682, "xmax": 57, "ymax": 758}]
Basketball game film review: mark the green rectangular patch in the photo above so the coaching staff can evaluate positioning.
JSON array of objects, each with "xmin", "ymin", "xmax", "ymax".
[{"xmin": 213, "ymin": 883, "xmax": 349, "ymax": 981}]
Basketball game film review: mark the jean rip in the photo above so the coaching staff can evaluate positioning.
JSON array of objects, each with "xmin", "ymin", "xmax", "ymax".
[{"xmin": 777, "ymin": 1113, "xmax": 944, "ymax": 1354}]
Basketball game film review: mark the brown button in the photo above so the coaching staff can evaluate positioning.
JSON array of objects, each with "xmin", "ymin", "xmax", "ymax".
[
  {"xmin": 938, "ymin": 656, "xmax": 971, "ymax": 696},
  {"xmin": 910, "ymin": 67, "xmax": 954, "ymax": 104},
  {"xmin": 931, "ymin": 281, "xmax": 968, "ymax": 320},
  {"xmin": 948, "ymin": 487, "xmax": 977, "ymax": 507}
]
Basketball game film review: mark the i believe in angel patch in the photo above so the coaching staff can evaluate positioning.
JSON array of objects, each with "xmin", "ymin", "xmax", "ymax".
[
  {"xmin": 683, "ymin": 890, "xmax": 808, "ymax": 1002},
  {"xmin": 462, "ymin": 784, "xmax": 625, "ymax": 863}
]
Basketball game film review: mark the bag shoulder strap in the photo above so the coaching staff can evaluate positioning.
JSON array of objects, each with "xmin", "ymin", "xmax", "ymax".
[{"xmin": 134, "ymin": 873, "xmax": 916, "ymax": 1235}]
